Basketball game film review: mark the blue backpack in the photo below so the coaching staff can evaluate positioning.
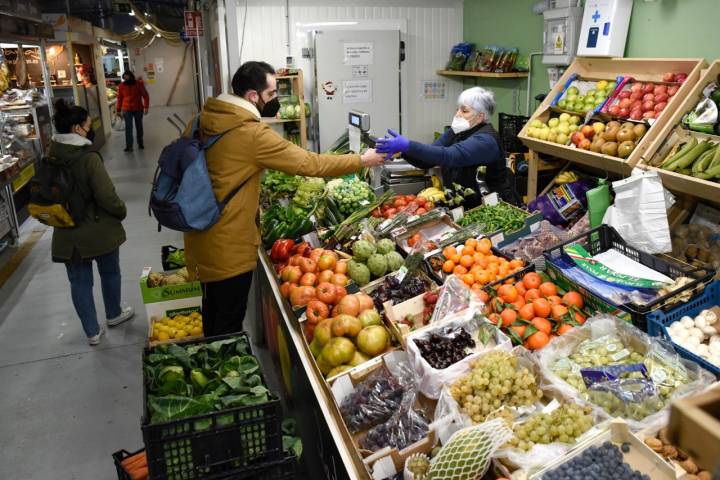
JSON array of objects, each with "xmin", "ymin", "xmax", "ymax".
[{"xmin": 149, "ymin": 118, "xmax": 247, "ymax": 231}]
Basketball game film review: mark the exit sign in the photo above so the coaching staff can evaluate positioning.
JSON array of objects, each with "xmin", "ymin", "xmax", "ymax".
[{"xmin": 184, "ymin": 10, "xmax": 203, "ymax": 37}]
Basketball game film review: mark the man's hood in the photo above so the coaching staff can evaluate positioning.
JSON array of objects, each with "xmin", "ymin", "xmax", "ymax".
[
  {"xmin": 47, "ymin": 134, "xmax": 93, "ymax": 165},
  {"xmin": 199, "ymin": 94, "xmax": 261, "ymax": 136}
]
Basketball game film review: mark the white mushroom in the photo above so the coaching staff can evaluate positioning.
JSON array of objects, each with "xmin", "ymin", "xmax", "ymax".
[
  {"xmin": 684, "ymin": 336, "xmax": 702, "ymax": 348},
  {"xmin": 695, "ymin": 344, "xmax": 710, "ymax": 357},
  {"xmin": 688, "ymin": 327, "xmax": 706, "ymax": 341},
  {"xmin": 680, "ymin": 316, "xmax": 695, "ymax": 329},
  {"xmin": 701, "ymin": 325, "xmax": 718, "ymax": 337},
  {"xmin": 709, "ymin": 342, "xmax": 720, "ymax": 356},
  {"xmin": 710, "ymin": 335, "xmax": 720, "ymax": 345},
  {"xmin": 671, "ymin": 328, "xmax": 689, "ymax": 341},
  {"xmin": 701, "ymin": 309, "xmax": 718, "ymax": 324},
  {"xmin": 695, "ymin": 315, "xmax": 708, "ymax": 329}
]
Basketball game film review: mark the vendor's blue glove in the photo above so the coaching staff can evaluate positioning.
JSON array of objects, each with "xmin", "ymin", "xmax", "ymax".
[{"xmin": 375, "ymin": 129, "xmax": 410, "ymax": 156}]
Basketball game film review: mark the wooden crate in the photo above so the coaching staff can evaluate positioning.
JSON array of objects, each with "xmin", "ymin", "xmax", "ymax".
[
  {"xmin": 518, "ymin": 58, "xmax": 706, "ymax": 175},
  {"xmin": 668, "ymin": 384, "xmax": 720, "ymax": 472},
  {"xmin": 638, "ymin": 60, "xmax": 720, "ymax": 200}
]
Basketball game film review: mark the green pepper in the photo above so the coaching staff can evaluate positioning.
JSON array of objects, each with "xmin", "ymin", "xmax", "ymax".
[
  {"xmin": 284, "ymin": 217, "xmax": 308, "ymax": 239},
  {"xmin": 264, "ymin": 221, "xmax": 288, "ymax": 245}
]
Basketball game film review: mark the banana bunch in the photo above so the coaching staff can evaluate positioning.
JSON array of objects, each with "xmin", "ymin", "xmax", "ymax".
[
  {"xmin": 418, "ymin": 187, "xmax": 445, "ymax": 203},
  {"xmin": 0, "ymin": 62, "xmax": 9, "ymax": 93},
  {"xmin": 555, "ymin": 170, "xmax": 580, "ymax": 184}
]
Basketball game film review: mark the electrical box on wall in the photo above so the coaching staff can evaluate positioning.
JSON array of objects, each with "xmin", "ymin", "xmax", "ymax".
[
  {"xmin": 577, "ymin": 0, "xmax": 633, "ymax": 57},
  {"xmin": 542, "ymin": 6, "xmax": 583, "ymax": 66}
]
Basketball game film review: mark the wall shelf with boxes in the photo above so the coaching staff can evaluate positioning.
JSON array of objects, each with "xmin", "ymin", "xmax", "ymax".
[{"xmin": 261, "ymin": 70, "xmax": 308, "ymax": 149}]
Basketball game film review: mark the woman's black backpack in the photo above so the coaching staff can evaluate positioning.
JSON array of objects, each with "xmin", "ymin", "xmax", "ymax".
[{"xmin": 28, "ymin": 157, "xmax": 87, "ymax": 228}]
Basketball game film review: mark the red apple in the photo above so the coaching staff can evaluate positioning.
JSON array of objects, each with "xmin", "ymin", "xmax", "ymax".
[
  {"xmin": 654, "ymin": 93, "xmax": 669, "ymax": 104},
  {"xmin": 642, "ymin": 93, "xmax": 655, "ymax": 102},
  {"xmin": 631, "ymin": 100, "xmax": 643, "ymax": 111},
  {"xmin": 618, "ymin": 90, "xmax": 631, "ymax": 99},
  {"xmin": 654, "ymin": 85, "xmax": 667, "ymax": 96},
  {"xmin": 581, "ymin": 125, "xmax": 595, "ymax": 139},
  {"xmin": 662, "ymin": 72, "xmax": 676, "ymax": 82},
  {"xmin": 676, "ymin": 73, "xmax": 688, "ymax": 83},
  {"xmin": 630, "ymin": 83, "xmax": 643, "ymax": 93},
  {"xmin": 618, "ymin": 107, "xmax": 630, "ymax": 118},
  {"xmin": 643, "ymin": 110, "xmax": 656, "ymax": 120},
  {"xmin": 571, "ymin": 132, "xmax": 585, "ymax": 146},
  {"xmin": 642, "ymin": 83, "xmax": 655, "ymax": 94},
  {"xmin": 630, "ymin": 109, "xmax": 643, "ymax": 120},
  {"xmin": 608, "ymin": 105, "xmax": 621, "ymax": 116},
  {"xmin": 642, "ymin": 100, "xmax": 655, "ymax": 112},
  {"xmin": 619, "ymin": 98, "xmax": 633, "ymax": 109},
  {"xmin": 579, "ymin": 138, "xmax": 592, "ymax": 150},
  {"xmin": 668, "ymin": 85, "xmax": 680, "ymax": 96},
  {"xmin": 654, "ymin": 102, "xmax": 667, "ymax": 113},
  {"xmin": 630, "ymin": 91, "xmax": 643, "ymax": 101}
]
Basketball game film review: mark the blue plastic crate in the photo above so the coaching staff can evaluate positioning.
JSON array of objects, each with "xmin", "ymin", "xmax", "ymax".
[{"xmin": 647, "ymin": 280, "xmax": 720, "ymax": 378}]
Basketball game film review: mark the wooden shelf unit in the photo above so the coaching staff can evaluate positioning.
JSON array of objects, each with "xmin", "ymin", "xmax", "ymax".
[
  {"xmin": 266, "ymin": 70, "xmax": 308, "ymax": 148},
  {"xmin": 437, "ymin": 70, "xmax": 528, "ymax": 79}
]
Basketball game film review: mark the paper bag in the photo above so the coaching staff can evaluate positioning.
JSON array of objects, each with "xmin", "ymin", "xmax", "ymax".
[{"xmin": 602, "ymin": 169, "xmax": 672, "ymax": 254}]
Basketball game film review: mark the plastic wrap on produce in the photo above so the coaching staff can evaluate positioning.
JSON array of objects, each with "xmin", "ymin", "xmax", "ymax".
[
  {"xmin": 407, "ymin": 311, "xmax": 511, "ymax": 399},
  {"xmin": 536, "ymin": 314, "xmax": 715, "ymax": 431},
  {"xmin": 337, "ymin": 352, "xmax": 416, "ymax": 434},
  {"xmin": 359, "ymin": 388, "xmax": 431, "ymax": 453},
  {"xmin": 429, "ymin": 275, "xmax": 484, "ymax": 325},
  {"xmin": 433, "ymin": 347, "xmax": 544, "ymax": 436},
  {"xmin": 528, "ymin": 180, "xmax": 595, "ymax": 226}
]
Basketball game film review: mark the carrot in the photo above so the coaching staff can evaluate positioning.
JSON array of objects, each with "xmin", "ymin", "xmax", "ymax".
[
  {"xmin": 128, "ymin": 464, "xmax": 148, "ymax": 480},
  {"xmin": 121, "ymin": 451, "xmax": 146, "ymax": 472}
]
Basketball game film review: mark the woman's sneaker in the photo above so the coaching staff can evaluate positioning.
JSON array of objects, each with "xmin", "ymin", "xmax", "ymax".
[
  {"xmin": 108, "ymin": 306, "xmax": 135, "ymax": 327},
  {"xmin": 88, "ymin": 326, "xmax": 106, "ymax": 346}
]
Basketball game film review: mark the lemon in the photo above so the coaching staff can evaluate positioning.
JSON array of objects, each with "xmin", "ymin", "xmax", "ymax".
[
  {"xmin": 168, "ymin": 328, "xmax": 178, "ymax": 338},
  {"xmin": 175, "ymin": 330, "xmax": 188, "ymax": 339},
  {"xmin": 157, "ymin": 331, "xmax": 170, "ymax": 341},
  {"xmin": 190, "ymin": 311, "xmax": 201, "ymax": 319},
  {"xmin": 190, "ymin": 326, "xmax": 203, "ymax": 336}
]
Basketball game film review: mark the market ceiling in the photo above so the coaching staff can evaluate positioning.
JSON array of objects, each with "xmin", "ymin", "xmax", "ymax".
[{"xmin": 40, "ymin": 0, "xmax": 190, "ymax": 34}]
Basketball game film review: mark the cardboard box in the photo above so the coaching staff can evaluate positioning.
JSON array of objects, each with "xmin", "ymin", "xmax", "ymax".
[
  {"xmin": 668, "ymin": 384, "xmax": 720, "ymax": 472},
  {"xmin": 139, "ymin": 266, "xmax": 202, "ymax": 329}
]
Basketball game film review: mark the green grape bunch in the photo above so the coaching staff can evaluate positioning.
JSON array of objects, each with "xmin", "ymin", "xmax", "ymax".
[{"xmin": 506, "ymin": 403, "xmax": 594, "ymax": 451}]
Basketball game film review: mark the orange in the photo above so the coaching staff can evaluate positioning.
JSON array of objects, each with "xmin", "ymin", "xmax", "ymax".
[
  {"xmin": 465, "ymin": 238, "xmax": 478, "ymax": 249},
  {"xmin": 442, "ymin": 246, "xmax": 457, "ymax": 259},
  {"xmin": 460, "ymin": 255, "xmax": 474, "ymax": 268},
  {"xmin": 500, "ymin": 308, "xmax": 517, "ymax": 328},
  {"xmin": 462, "ymin": 273, "xmax": 475, "ymax": 286},
  {"xmin": 477, "ymin": 237, "xmax": 492, "ymax": 254},
  {"xmin": 474, "ymin": 270, "xmax": 491, "ymax": 285},
  {"xmin": 487, "ymin": 255, "xmax": 499, "ymax": 264},
  {"xmin": 524, "ymin": 288, "xmax": 541, "ymax": 302},
  {"xmin": 551, "ymin": 304, "xmax": 569, "ymax": 321},
  {"xmin": 498, "ymin": 265, "xmax": 510, "ymax": 277},
  {"xmin": 442, "ymin": 260, "xmax": 455, "ymax": 273},
  {"xmin": 562, "ymin": 291, "xmax": 584, "ymax": 309},
  {"xmin": 449, "ymin": 254, "xmax": 461, "ymax": 264},
  {"xmin": 478, "ymin": 289, "xmax": 490, "ymax": 304},
  {"xmin": 476, "ymin": 256, "xmax": 489, "ymax": 269},
  {"xmin": 498, "ymin": 284, "xmax": 518, "ymax": 303},
  {"xmin": 569, "ymin": 311, "xmax": 586, "ymax": 325},
  {"xmin": 518, "ymin": 303, "xmax": 536, "ymax": 321},
  {"xmin": 547, "ymin": 295, "xmax": 563, "ymax": 305},
  {"xmin": 453, "ymin": 265, "xmax": 468, "ymax": 275},
  {"xmin": 539, "ymin": 282, "xmax": 558, "ymax": 297},
  {"xmin": 463, "ymin": 245, "xmax": 475, "ymax": 256},
  {"xmin": 557, "ymin": 323, "xmax": 574, "ymax": 335},
  {"xmin": 532, "ymin": 298, "xmax": 552, "ymax": 318},
  {"xmin": 511, "ymin": 297, "xmax": 526, "ymax": 310},
  {"xmin": 531, "ymin": 317, "xmax": 552, "ymax": 335},
  {"xmin": 523, "ymin": 272, "xmax": 542, "ymax": 290},
  {"xmin": 510, "ymin": 323, "xmax": 527, "ymax": 338},
  {"xmin": 490, "ymin": 297, "xmax": 505, "ymax": 314},
  {"xmin": 488, "ymin": 313, "xmax": 502, "ymax": 327},
  {"xmin": 473, "ymin": 252, "xmax": 484, "ymax": 264},
  {"xmin": 509, "ymin": 258, "xmax": 524, "ymax": 270},
  {"xmin": 525, "ymin": 331, "xmax": 550, "ymax": 350},
  {"xmin": 515, "ymin": 281, "xmax": 527, "ymax": 296}
]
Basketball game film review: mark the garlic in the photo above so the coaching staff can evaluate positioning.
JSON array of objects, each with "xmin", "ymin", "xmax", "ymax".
[
  {"xmin": 688, "ymin": 327, "xmax": 706, "ymax": 341},
  {"xmin": 680, "ymin": 316, "xmax": 695, "ymax": 329}
]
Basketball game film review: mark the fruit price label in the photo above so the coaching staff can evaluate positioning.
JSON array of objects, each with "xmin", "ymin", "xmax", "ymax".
[
  {"xmin": 450, "ymin": 206, "xmax": 464, "ymax": 222},
  {"xmin": 302, "ymin": 231, "xmax": 321, "ymax": 248},
  {"xmin": 491, "ymin": 232, "xmax": 504, "ymax": 246}
]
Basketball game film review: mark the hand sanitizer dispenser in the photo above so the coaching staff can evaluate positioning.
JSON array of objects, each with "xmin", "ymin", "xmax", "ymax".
[{"xmin": 577, "ymin": 0, "xmax": 633, "ymax": 57}]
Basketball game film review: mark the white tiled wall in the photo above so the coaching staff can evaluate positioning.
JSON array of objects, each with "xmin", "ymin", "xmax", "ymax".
[{"xmin": 230, "ymin": 0, "xmax": 463, "ymax": 143}]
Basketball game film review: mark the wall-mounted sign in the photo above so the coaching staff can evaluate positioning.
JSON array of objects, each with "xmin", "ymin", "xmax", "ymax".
[
  {"xmin": 342, "ymin": 80, "xmax": 372, "ymax": 104},
  {"xmin": 343, "ymin": 42, "xmax": 373, "ymax": 66},
  {"xmin": 184, "ymin": 10, "xmax": 204, "ymax": 37}
]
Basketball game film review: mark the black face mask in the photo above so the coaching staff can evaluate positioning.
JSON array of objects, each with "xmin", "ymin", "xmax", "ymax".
[
  {"xmin": 258, "ymin": 97, "xmax": 280, "ymax": 117},
  {"xmin": 86, "ymin": 128, "xmax": 95, "ymax": 142}
]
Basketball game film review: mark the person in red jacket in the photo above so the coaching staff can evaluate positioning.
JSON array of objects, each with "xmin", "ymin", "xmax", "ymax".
[{"xmin": 116, "ymin": 71, "xmax": 149, "ymax": 152}]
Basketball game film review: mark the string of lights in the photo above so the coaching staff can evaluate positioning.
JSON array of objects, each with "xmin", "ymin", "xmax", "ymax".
[{"xmin": 120, "ymin": 1, "xmax": 183, "ymax": 44}]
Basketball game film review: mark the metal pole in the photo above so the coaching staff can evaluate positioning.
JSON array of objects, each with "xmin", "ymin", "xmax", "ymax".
[{"xmin": 38, "ymin": 38, "xmax": 54, "ymax": 120}]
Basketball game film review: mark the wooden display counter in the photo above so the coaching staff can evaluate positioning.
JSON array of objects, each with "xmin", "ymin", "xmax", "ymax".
[{"xmin": 518, "ymin": 57, "xmax": 706, "ymax": 200}]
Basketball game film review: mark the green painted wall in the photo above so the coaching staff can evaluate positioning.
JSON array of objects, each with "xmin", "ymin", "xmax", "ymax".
[{"xmin": 463, "ymin": 0, "xmax": 720, "ymax": 125}]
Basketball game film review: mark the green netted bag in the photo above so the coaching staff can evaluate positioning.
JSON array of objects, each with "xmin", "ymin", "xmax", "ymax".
[{"xmin": 426, "ymin": 419, "xmax": 512, "ymax": 480}]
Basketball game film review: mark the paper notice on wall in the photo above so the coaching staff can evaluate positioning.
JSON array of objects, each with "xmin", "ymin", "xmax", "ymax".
[
  {"xmin": 342, "ymin": 80, "xmax": 372, "ymax": 104},
  {"xmin": 351, "ymin": 65, "xmax": 369, "ymax": 78},
  {"xmin": 343, "ymin": 42, "xmax": 373, "ymax": 65},
  {"xmin": 422, "ymin": 80, "xmax": 447, "ymax": 100},
  {"xmin": 155, "ymin": 57, "xmax": 164, "ymax": 74}
]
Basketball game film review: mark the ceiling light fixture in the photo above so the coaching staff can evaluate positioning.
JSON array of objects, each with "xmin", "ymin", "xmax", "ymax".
[
  {"xmin": 144, "ymin": 24, "xmax": 152, "ymax": 30},
  {"xmin": 128, "ymin": 11, "xmax": 135, "ymax": 16}
]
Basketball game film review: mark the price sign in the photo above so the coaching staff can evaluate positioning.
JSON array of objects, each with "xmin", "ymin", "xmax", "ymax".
[
  {"xmin": 483, "ymin": 192, "xmax": 499, "ymax": 206},
  {"xmin": 490, "ymin": 232, "xmax": 504, "ymax": 246},
  {"xmin": 450, "ymin": 206, "xmax": 464, "ymax": 222},
  {"xmin": 301, "ymin": 231, "xmax": 321, "ymax": 248}
]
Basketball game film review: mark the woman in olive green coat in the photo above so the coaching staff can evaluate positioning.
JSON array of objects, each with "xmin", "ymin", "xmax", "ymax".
[{"xmin": 49, "ymin": 99, "xmax": 134, "ymax": 345}]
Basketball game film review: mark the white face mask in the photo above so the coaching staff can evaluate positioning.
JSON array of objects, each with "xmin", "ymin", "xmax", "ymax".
[{"xmin": 451, "ymin": 115, "xmax": 471, "ymax": 134}]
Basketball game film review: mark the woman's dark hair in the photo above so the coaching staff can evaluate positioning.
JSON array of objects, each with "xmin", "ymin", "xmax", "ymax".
[
  {"xmin": 53, "ymin": 98, "xmax": 89, "ymax": 134},
  {"xmin": 231, "ymin": 61, "xmax": 275, "ymax": 96},
  {"xmin": 122, "ymin": 71, "xmax": 136, "ymax": 85}
]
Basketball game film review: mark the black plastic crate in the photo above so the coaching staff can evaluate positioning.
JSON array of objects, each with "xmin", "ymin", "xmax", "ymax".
[
  {"xmin": 543, "ymin": 225, "xmax": 715, "ymax": 331},
  {"xmin": 215, "ymin": 454, "xmax": 297, "ymax": 480},
  {"xmin": 142, "ymin": 333, "xmax": 284, "ymax": 480},
  {"xmin": 499, "ymin": 113, "xmax": 530, "ymax": 154},
  {"xmin": 112, "ymin": 448, "xmax": 145, "ymax": 480}
]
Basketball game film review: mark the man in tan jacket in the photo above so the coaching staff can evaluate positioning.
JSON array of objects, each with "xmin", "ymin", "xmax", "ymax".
[{"xmin": 185, "ymin": 61, "xmax": 385, "ymax": 336}]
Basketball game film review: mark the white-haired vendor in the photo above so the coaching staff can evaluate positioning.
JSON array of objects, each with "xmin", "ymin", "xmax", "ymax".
[{"xmin": 375, "ymin": 86, "xmax": 520, "ymax": 205}]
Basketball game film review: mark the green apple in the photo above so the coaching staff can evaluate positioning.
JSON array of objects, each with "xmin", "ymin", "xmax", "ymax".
[
  {"xmin": 558, "ymin": 99, "xmax": 568, "ymax": 110},
  {"xmin": 548, "ymin": 131, "xmax": 558, "ymax": 143},
  {"xmin": 606, "ymin": 81, "xmax": 617, "ymax": 92},
  {"xmin": 596, "ymin": 80, "xmax": 608, "ymax": 91},
  {"xmin": 566, "ymin": 93, "xmax": 578, "ymax": 102},
  {"xmin": 548, "ymin": 118, "xmax": 560, "ymax": 128},
  {"xmin": 569, "ymin": 124, "xmax": 579, "ymax": 133},
  {"xmin": 569, "ymin": 115, "xmax": 581, "ymax": 125},
  {"xmin": 538, "ymin": 129, "xmax": 549, "ymax": 141},
  {"xmin": 586, "ymin": 89, "xmax": 597, "ymax": 98},
  {"xmin": 593, "ymin": 122, "xmax": 606, "ymax": 134},
  {"xmin": 558, "ymin": 123, "xmax": 570, "ymax": 135},
  {"xmin": 559, "ymin": 113, "xmax": 571, "ymax": 123},
  {"xmin": 567, "ymin": 86, "xmax": 579, "ymax": 96},
  {"xmin": 530, "ymin": 119, "xmax": 544, "ymax": 129},
  {"xmin": 556, "ymin": 133, "xmax": 569, "ymax": 145}
]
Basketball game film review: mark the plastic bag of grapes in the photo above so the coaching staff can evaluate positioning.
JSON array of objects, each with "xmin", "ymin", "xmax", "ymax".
[
  {"xmin": 536, "ymin": 314, "xmax": 714, "ymax": 431},
  {"xmin": 406, "ymin": 311, "xmax": 512, "ymax": 399},
  {"xmin": 358, "ymin": 392, "xmax": 430, "ymax": 453},
  {"xmin": 337, "ymin": 352, "xmax": 416, "ymax": 434},
  {"xmin": 425, "ymin": 418, "xmax": 513, "ymax": 480}
]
